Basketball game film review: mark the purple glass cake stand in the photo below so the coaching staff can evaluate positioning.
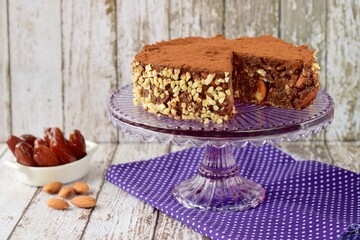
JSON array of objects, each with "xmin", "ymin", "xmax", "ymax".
[{"xmin": 108, "ymin": 84, "xmax": 334, "ymax": 211}]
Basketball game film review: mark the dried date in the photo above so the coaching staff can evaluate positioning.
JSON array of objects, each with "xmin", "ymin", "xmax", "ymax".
[
  {"xmin": 6, "ymin": 135, "xmax": 23, "ymax": 156},
  {"xmin": 68, "ymin": 130, "xmax": 87, "ymax": 159},
  {"xmin": 34, "ymin": 144, "xmax": 61, "ymax": 167},
  {"xmin": 50, "ymin": 139, "xmax": 77, "ymax": 164},
  {"xmin": 15, "ymin": 142, "xmax": 36, "ymax": 167},
  {"xmin": 34, "ymin": 138, "xmax": 48, "ymax": 148},
  {"xmin": 20, "ymin": 134, "xmax": 37, "ymax": 147}
]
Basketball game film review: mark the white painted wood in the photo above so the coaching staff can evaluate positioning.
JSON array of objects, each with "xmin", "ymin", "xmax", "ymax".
[
  {"xmin": 9, "ymin": 144, "xmax": 117, "ymax": 240},
  {"xmin": 0, "ymin": 0, "xmax": 11, "ymax": 141},
  {"xmin": 327, "ymin": 142, "xmax": 360, "ymax": 173},
  {"xmin": 169, "ymin": 0, "xmax": 224, "ymax": 38},
  {"xmin": 224, "ymin": 0, "xmax": 279, "ymax": 38},
  {"xmin": 0, "ymin": 144, "xmax": 6, "ymax": 154},
  {"xmin": 8, "ymin": 0, "xmax": 63, "ymax": 137},
  {"xmin": 326, "ymin": 0, "xmax": 360, "ymax": 141},
  {"xmin": 116, "ymin": 0, "xmax": 169, "ymax": 143},
  {"xmin": 155, "ymin": 213, "xmax": 207, "ymax": 240},
  {"xmin": 82, "ymin": 143, "xmax": 169, "ymax": 240},
  {"xmin": 153, "ymin": 144, "xmax": 206, "ymax": 240},
  {"xmin": 0, "ymin": 148, "xmax": 38, "ymax": 239},
  {"xmin": 170, "ymin": 144, "xmax": 189, "ymax": 153},
  {"xmin": 278, "ymin": 142, "xmax": 332, "ymax": 164},
  {"xmin": 117, "ymin": 0, "xmax": 169, "ymax": 88},
  {"xmin": 62, "ymin": 0, "xmax": 118, "ymax": 143}
]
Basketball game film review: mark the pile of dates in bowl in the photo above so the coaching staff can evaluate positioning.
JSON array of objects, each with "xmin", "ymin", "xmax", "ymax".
[{"xmin": 6, "ymin": 128, "xmax": 87, "ymax": 167}]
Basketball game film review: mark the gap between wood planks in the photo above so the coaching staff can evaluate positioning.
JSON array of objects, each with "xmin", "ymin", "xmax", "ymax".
[
  {"xmin": 150, "ymin": 143, "xmax": 172, "ymax": 240},
  {"xmin": 6, "ymin": 189, "xmax": 42, "ymax": 240},
  {"xmin": 79, "ymin": 143, "xmax": 119, "ymax": 239}
]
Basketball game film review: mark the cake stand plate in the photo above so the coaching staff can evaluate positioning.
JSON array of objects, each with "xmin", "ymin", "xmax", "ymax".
[{"xmin": 108, "ymin": 84, "xmax": 334, "ymax": 211}]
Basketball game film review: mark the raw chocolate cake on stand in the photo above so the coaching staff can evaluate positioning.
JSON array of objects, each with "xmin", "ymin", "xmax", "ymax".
[{"xmin": 108, "ymin": 35, "xmax": 334, "ymax": 211}]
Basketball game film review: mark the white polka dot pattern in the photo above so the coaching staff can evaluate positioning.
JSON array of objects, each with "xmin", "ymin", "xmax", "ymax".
[{"xmin": 105, "ymin": 144, "xmax": 360, "ymax": 240}]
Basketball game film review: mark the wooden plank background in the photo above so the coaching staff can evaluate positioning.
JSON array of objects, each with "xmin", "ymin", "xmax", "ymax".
[{"xmin": 0, "ymin": 0, "xmax": 359, "ymax": 143}]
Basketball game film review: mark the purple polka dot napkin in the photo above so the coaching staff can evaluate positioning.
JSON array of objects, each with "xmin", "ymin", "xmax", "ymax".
[{"xmin": 105, "ymin": 144, "xmax": 360, "ymax": 240}]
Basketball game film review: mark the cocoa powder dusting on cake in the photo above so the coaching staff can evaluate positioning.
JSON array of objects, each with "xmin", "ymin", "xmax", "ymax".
[{"xmin": 134, "ymin": 35, "xmax": 315, "ymax": 73}]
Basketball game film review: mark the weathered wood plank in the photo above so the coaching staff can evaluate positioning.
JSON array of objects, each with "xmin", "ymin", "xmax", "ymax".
[
  {"xmin": 327, "ymin": 142, "xmax": 360, "ymax": 173},
  {"xmin": 169, "ymin": 144, "xmax": 189, "ymax": 153},
  {"xmin": 0, "ymin": 144, "xmax": 6, "ymax": 154},
  {"xmin": 153, "ymin": 144, "xmax": 206, "ymax": 240},
  {"xmin": 0, "ymin": 148, "xmax": 38, "ymax": 239},
  {"xmin": 62, "ymin": 0, "xmax": 117, "ymax": 143},
  {"xmin": 224, "ymin": 0, "xmax": 279, "ymax": 38},
  {"xmin": 9, "ymin": 144, "xmax": 117, "ymax": 240},
  {"xmin": 326, "ymin": 0, "xmax": 360, "ymax": 141},
  {"xmin": 117, "ymin": 0, "xmax": 169, "ymax": 87},
  {"xmin": 278, "ymin": 142, "xmax": 332, "ymax": 164},
  {"xmin": 155, "ymin": 214, "xmax": 207, "ymax": 240},
  {"xmin": 116, "ymin": 0, "xmax": 170, "ymax": 143},
  {"xmin": 82, "ymin": 143, "xmax": 169, "ymax": 240},
  {"xmin": 169, "ymin": 0, "xmax": 224, "ymax": 38},
  {"xmin": 8, "ymin": 0, "xmax": 63, "ymax": 137},
  {"xmin": 0, "ymin": 0, "xmax": 11, "ymax": 141}
]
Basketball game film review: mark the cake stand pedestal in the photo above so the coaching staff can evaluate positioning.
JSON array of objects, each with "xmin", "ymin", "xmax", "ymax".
[{"xmin": 108, "ymin": 84, "xmax": 334, "ymax": 211}]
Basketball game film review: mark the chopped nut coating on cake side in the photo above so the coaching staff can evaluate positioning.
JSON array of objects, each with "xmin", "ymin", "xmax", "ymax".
[{"xmin": 132, "ymin": 35, "xmax": 320, "ymax": 123}]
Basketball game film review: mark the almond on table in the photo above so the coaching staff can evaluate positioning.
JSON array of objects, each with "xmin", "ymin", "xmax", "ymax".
[
  {"xmin": 71, "ymin": 196, "xmax": 96, "ymax": 208},
  {"xmin": 58, "ymin": 186, "xmax": 75, "ymax": 199},
  {"xmin": 72, "ymin": 182, "xmax": 89, "ymax": 195},
  {"xmin": 43, "ymin": 182, "xmax": 63, "ymax": 194},
  {"xmin": 47, "ymin": 198, "xmax": 70, "ymax": 210}
]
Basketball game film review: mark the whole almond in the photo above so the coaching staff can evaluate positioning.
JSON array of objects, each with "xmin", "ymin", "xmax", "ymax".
[
  {"xmin": 71, "ymin": 196, "xmax": 96, "ymax": 208},
  {"xmin": 58, "ymin": 186, "xmax": 75, "ymax": 199},
  {"xmin": 47, "ymin": 198, "xmax": 70, "ymax": 210},
  {"xmin": 72, "ymin": 182, "xmax": 89, "ymax": 194},
  {"xmin": 43, "ymin": 182, "xmax": 63, "ymax": 194}
]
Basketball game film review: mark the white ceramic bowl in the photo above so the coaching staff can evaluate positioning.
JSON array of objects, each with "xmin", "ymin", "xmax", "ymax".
[{"xmin": 3, "ymin": 141, "xmax": 98, "ymax": 186}]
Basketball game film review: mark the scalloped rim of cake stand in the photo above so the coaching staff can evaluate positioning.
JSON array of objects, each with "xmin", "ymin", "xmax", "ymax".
[{"xmin": 108, "ymin": 85, "xmax": 334, "ymax": 147}]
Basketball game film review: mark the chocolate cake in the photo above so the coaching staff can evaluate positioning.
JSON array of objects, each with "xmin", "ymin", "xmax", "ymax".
[{"xmin": 132, "ymin": 35, "xmax": 320, "ymax": 123}]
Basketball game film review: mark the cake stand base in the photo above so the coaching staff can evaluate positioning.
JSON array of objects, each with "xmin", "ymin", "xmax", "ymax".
[
  {"xmin": 109, "ymin": 85, "xmax": 334, "ymax": 211},
  {"xmin": 172, "ymin": 144, "xmax": 265, "ymax": 211}
]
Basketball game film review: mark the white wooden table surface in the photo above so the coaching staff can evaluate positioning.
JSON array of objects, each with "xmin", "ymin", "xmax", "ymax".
[
  {"xmin": 0, "ymin": 141, "xmax": 359, "ymax": 240},
  {"xmin": 1, "ymin": 1, "xmax": 359, "ymax": 239}
]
